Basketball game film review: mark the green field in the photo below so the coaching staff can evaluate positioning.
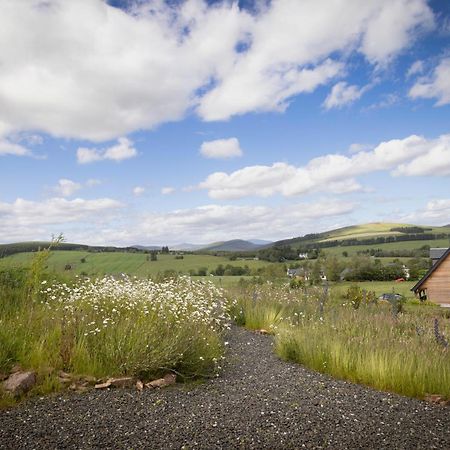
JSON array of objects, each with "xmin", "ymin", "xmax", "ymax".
[
  {"xmin": 0, "ymin": 251, "xmax": 274, "ymax": 278},
  {"xmin": 333, "ymin": 280, "xmax": 416, "ymax": 300},
  {"xmin": 317, "ymin": 223, "xmax": 450, "ymax": 242},
  {"xmin": 321, "ymin": 238, "xmax": 450, "ymax": 257}
]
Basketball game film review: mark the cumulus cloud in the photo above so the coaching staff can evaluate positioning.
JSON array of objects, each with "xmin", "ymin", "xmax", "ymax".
[
  {"xmin": 0, "ymin": 197, "xmax": 124, "ymax": 244},
  {"xmin": 399, "ymin": 199, "xmax": 450, "ymax": 225},
  {"xmin": 394, "ymin": 135, "xmax": 450, "ymax": 176},
  {"xmin": 0, "ymin": 0, "xmax": 434, "ymax": 141},
  {"xmin": 77, "ymin": 138, "xmax": 137, "ymax": 164},
  {"xmin": 199, "ymin": 134, "xmax": 450, "ymax": 199},
  {"xmin": 161, "ymin": 187, "xmax": 175, "ymax": 195},
  {"xmin": 53, "ymin": 179, "xmax": 82, "ymax": 197},
  {"xmin": 348, "ymin": 143, "xmax": 373, "ymax": 153},
  {"xmin": 200, "ymin": 138, "xmax": 243, "ymax": 159},
  {"xmin": 0, "ymin": 139, "xmax": 33, "ymax": 157},
  {"xmin": 52, "ymin": 178, "xmax": 103, "ymax": 197},
  {"xmin": 323, "ymin": 82, "xmax": 368, "ymax": 109},
  {"xmin": 409, "ymin": 57, "xmax": 450, "ymax": 105},
  {"xmin": 120, "ymin": 200, "xmax": 357, "ymax": 244},
  {"xmin": 198, "ymin": 59, "xmax": 344, "ymax": 120},
  {"xmin": 133, "ymin": 186, "xmax": 146, "ymax": 196},
  {"xmin": 0, "ymin": 197, "xmax": 123, "ymax": 240},
  {"xmin": 0, "ymin": 194, "xmax": 355, "ymax": 245}
]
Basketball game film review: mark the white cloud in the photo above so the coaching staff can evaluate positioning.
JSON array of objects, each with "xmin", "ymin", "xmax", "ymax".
[
  {"xmin": 161, "ymin": 187, "xmax": 175, "ymax": 195},
  {"xmin": 199, "ymin": 133, "xmax": 450, "ymax": 199},
  {"xmin": 198, "ymin": 59, "xmax": 344, "ymax": 120},
  {"xmin": 0, "ymin": 139, "xmax": 32, "ymax": 157},
  {"xmin": 364, "ymin": 93, "xmax": 400, "ymax": 110},
  {"xmin": 198, "ymin": 0, "xmax": 433, "ymax": 120},
  {"xmin": 394, "ymin": 135, "xmax": 450, "ymax": 176},
  {"xmin": 200, "ymin": 138, "xmax": 243, "ymax": 159},
  {"xmin": 323, "ymin": 82, "xmax": 367, "ymax": 109},
  {"xmin": 359, "ymin": 0, "xmax": 433, "ymax": 65},
  {"xmin": 77, "ymin": 137, "xmax": 137, "ymax": 164},
  {"xmin": 0, "ymin": 195, "xmax": 355, "ymax": 245},
  {"xmin": 0, "ymin": 197, "xmax": 123, "ymax": 237},
  {"xmin": 0, "ymin": 0, "xmax": 434, "ymax": 140},
  {"xmin": 0, "ymin": 196, "xmax": 124, "ymax": 244},
  {"xmin": 399, "ymin": 199, "xmax": 450, "ymax": 225},
  {"xmin": 53, "ymin": 179, "xmax": 82, "ymax": 197},
  {"xmin": 117, "ymin": 200, "xmax": 357, "ymax": 245},
  {"xmin": 348, "ymin": 143, "xmax": 373, "ymax": 153},
  {"xmin": 406, "ymin": 60, "xmax": 424, "ymax": 78},
  {"xmin": 409, "ymin": 57, "xmax": 450, "ymax": 105},
  {"xmin": 53, "ymin": 178, "xmax": 103, "ymax": 197},
  {"xmin": 133, "ymin": 186, "xmax": 146, "ymax": 196}
]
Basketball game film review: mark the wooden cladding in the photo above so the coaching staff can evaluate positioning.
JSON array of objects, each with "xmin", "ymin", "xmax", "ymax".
[{"xmin": 422, "ymin": 253, "xmax": 450, "ymax": 304}]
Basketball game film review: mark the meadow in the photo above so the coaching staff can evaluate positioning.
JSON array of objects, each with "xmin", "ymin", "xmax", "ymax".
[
  {"xmin": 229, "ymin": 283, "xmax": 450, "ymax": 399},
  {"xmin": 321, "ymin": 238, "xmax": 450, "ymax": 258},
  {"xmin": 0, "ymin": 250, "xmax": 273, "ymax": 279},
  {"xmin": 1, "ymin": 242, "xmax": 449, "ymax": 407},
  {"xmin": 0, "ymin": 258, "xmax": 232, "ymax": 407}
]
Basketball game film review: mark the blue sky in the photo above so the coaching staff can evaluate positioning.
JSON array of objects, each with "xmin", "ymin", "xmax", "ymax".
[{"xmin": 0, "ymin": 0, "xmax": 449, "ymax": 245}]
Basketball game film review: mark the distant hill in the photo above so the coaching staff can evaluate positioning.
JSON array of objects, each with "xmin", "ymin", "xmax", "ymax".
[
  {"xmin": 248, "ymin": 239, "xmax": 273, "ymax": 246},
  {"xmin": 171, "ymin": 243, "xmax": 205, "ymax": 251},
  {"xmin": 131, "ymin": 245, "xmax": 161, "ymax": 251},
  {"xmin": 268, "ymin": 222, "xmax": 450, "ymax": 250},
  {"xmin": 0, "ymin": 241, "xmax": 146, "ymax": 258},
  {"xmin": 199, "ymin": 239, "xmax": 265, "ymax": 252}
]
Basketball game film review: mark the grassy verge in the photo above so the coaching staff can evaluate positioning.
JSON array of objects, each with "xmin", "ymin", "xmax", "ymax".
[
  {"xmin": 1, "ymin": 268, "xmax": 229, "ymax": 407},
  {"xmin": 231, "ymin": 283, "xmax": 450, "ymax": 399}
]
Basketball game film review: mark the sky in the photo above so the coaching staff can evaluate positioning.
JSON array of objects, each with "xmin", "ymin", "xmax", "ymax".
[{"xmin": 0, "ymin": 0, "xmax": 450, "ymax": 246}]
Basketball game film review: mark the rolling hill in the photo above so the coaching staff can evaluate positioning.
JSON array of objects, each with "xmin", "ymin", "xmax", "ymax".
[
  {"xmin": 198, "ymin": 239, "xmax": 265, "ymax": 252},
  {"xmin": 268, "ymin": 222, "xmax": 450, "ymax": 254}
]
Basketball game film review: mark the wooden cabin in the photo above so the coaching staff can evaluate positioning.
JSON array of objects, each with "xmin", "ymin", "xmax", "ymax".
[{"xmin": 412, "ymin": 248, "xmax": 450, "ymax": 306}]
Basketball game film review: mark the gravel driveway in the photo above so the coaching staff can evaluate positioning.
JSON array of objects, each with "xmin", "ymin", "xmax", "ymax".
[{"xmin": 1, "ymin": 326, "xmax": 449, "ymax": 449}]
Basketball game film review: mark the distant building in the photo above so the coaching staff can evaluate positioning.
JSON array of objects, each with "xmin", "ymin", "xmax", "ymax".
[
  {"xmin": 430, "ymin": 248, "xmax": 447, "ymax": 265},
  {"xmin": 287, "ymin": 268, "xmax": 309, "ymax": 281},
  {"xmin": 287, "ymin": 268, "xmax": 300, "ymax": 277},
  {"xmin": 411, "ymin": 248, "xmax": 450, "ymax": 307},
  {"xmin": 340, "ymin": 268, "xmax": 352, "ymax": 281}
]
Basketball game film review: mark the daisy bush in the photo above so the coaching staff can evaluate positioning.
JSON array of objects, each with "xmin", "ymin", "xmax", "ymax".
[
  {"xmin": 45, "ymin": 275, "xmax": 230, "ymax": 378},
  {"xmin": 1, "ymin": 274, "xmax": 230, "ymax": 383}
]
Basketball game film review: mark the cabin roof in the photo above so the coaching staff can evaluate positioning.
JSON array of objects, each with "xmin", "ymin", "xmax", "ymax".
[
  {"xmin": 411, "ymin": 247, "xmax": 450, "ymax": 292},
  {"xmin": 430, "ymin": 248, "xmax": 447, "ymax": 260}
]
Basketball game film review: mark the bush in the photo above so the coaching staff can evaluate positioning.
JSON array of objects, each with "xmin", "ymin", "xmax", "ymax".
[{"xmin": 1, "ymin": 276, "xmax": 230, "ymax": 405}]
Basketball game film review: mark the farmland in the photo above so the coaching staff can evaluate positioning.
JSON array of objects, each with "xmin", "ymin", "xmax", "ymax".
[
  {"xmin": 0, "ymin": 250, "xmax": 274, "ymax": 279},
  {"xmin": 320, "ymin": 238, "xmax": 450, "ymax": 258}
]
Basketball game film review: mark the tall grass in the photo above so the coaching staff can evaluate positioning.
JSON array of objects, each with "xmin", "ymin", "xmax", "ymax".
[
  {"xmin": 1, "ymin": 270, "xmax": 230, "ymax": 406},
  {"xmin": 233, "ymin": 283, "xmax": 450, "ymax": 399},
  {"xmin": 228, "ymin": 282, "xmax": 313, "ymax": 332}
]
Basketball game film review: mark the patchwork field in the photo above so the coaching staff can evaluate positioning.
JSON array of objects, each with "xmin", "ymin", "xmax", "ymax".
[
  {"xmin": 321, "ymin": 238, "xmax": 450, "ymax": 257},
  {"xmin": 0, "ymin": 250, "xmax": 273, "ymax": 279}
]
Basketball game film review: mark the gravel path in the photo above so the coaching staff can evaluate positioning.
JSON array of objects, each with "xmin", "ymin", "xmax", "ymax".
[{"xmin": 1, "ymin": 326, "xmax": 449, "ymax": 449}]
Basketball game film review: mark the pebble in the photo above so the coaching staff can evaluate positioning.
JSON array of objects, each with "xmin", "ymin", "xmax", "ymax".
[{"xmin": 0, "ymin": 326, "xmax": 449, "ymax": 449}]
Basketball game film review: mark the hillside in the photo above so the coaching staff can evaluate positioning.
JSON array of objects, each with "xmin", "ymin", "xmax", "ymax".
[
  {"xmin": 271, "ymin": 223, "xmax": 450, "ymax": 250},
  {"xmin": 0, "ymin": 241, "xmax": 146, "ymax": 258},
  {"xmin": 199, "ymin": 239, "xmax": 265, "ymax": 252}
]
